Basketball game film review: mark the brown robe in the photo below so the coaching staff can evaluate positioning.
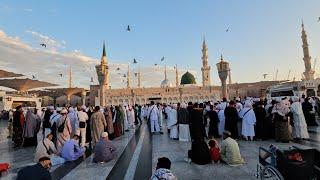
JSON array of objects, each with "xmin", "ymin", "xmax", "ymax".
[
  {"xmin": 90, "ymin": 111, "xmax": 107, "ymax": 146},
  {"xmin": 105, "ymin": 107, "xmax": 114, "ymax": 134}
]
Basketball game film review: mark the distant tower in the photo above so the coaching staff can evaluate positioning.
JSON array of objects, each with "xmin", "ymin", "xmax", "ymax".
[
  {"xmin": 95, "ymin": 41, "xmax": 110, "ymax": 106},
  {"xmin": 228, "ymin": 69, "xmax": 232, "ymax": 85},
  {"xmin": 175, "ymin": 64, "xmax": 179, "ymax": 87},
  {"xmin": 201, "ymin": 38, "xmax": 211, "ymax": 86},
  {"xmin": 216, "ymin": 55, "xmax": 230, "ymax": 99},
  {"xmin": 301, "ymin": 22, "xmax": 315, "ymax": 80},
  {"xmin": 96, "ymin": 41, "xmax": 110, "ymax": 87},
  {"xmin": 138, "ymin": 65, "xmax": 141, "ymax": 88},
  {"xmin": 127, "ymin": 64, "xmax": 131, "ymax": 88},
  {"xmin": 68, "ymin": 66, "xmax": 72, "ymax": 88},
  {"xmin": 164, "ymin": 65, "xmax": 167, "ymax": 80}
]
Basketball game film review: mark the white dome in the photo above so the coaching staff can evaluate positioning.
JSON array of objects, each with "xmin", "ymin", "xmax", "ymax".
[{"xmin": 161, "ymin": 79, "xmax": 172, "ymax": 88}]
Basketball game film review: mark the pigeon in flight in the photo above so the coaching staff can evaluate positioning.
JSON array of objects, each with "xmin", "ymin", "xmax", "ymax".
[
  {"xmin": 116, "ymin": 67, "xmax": 120, "ymax": 71},
  {"xmin": 133, "ymin": 58, "xmax": 138, "ymax": 64},
  {"xmin": 127, "ymin": 25, "xmax": 131, "ymax": 31},
  {"xmin": 161, "ymin": 57, "xmax": 165, "ymax": 61},
  {"xmin": 262, "ymin": 74, "xmax": 268, "ymax": 79},
  {"xmin": 154, "ymin": 63, "xmax": 158, "ymax": 66},
  {"xmin": 40, "ymin": 43, "xmax": 47, "ymax": 48},
  {"xmin": 225, "ymin": 29, "xmax": 229, "ymax": 32},
  {"xmin": 318, "ymin": 17, "xmax": 320, "ymax": 22},
  {"xmin": 32, "ymin": 75, "xmax": 36, "ymax": 79},
  {"xmin": 123, "ymin": 74, "xmax": 127, "ymax": 78},
  {"xmin": 59, "ymin": 73, "xmax": 63, "ymax": 77},
  {"xmin": 134, "ymin": 73, "xmax": 138, "ymax": 77}
]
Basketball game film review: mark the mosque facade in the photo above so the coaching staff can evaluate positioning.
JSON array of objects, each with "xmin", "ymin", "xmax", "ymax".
[{"xmin": 90, "ymin": 40, "xmax": 222, "ymax": 106}]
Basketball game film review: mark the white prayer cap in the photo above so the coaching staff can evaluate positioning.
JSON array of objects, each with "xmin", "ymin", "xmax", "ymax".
[
  {"xmin": 45, "ymin": 129, "xmax": 52, "ymax": 137},
  {"xmin": 235, "ymin": 97, "xmax": 240, "ymax": 101},
  {"xmin": 60, "ymin": 108, "xmax": 68, "ymax": 114},
  {"xmin": 81, "ymin": 105, "xmax": 86, "ymax": 110},
  {"xmin": 101, "ymin": 132, "xmax": 108, "ymax": 138},
  {"xmin": 56, "ymin": 107, "xmax": 62, "ymax": 112}
]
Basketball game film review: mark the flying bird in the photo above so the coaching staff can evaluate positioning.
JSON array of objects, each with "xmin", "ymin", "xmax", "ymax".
[
  {"xmin": 127, "ymin": 25, "xmax": 131, "ymax": 31},
  {"xmin": 58, "ymin": 73, "xmax": 63, "ymax": 77},
  {"xmin": 154, "ymin": 63, "xmax": 158, "ymax": 66},
  {"xmin": 123, "ymin": 74, "xmax": 127, "ymax": 78},
  {"xmin": 225, "ymin": 29, "xmax": 229, "ymax": 32},
  {"xmin": 262, "ymin": 74, "xmax": 268, "ymax": 79},
  {"xmin": 133, "ymin": 58, "xmax": 138, "ymax": 64},
  {"xmin": 116, "ymin": 67, "xmax": 120, "ymax": 71},
  {"xmin": 161, "ymin": 57, "xmax": 165, "ymax": 61},
  {"xmin": 134, "ymin": 73, "xmax": 138, "ymax": 77},
  {"xmin": 40, "ymin": 43, "xmax": 47, "ymax": 48},
  {"xmin": 318, "ymin": 17, "xmax": 320, "ymax": 22},
  {"xmin": 32, "ymin": 75, "xmax": 36, "ymax": 79}
]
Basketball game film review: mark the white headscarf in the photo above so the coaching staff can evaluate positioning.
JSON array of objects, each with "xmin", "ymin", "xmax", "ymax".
[
  {"xmin": 291, "ymin": 96, "xmax": 299, "ymax": 103},
  {"xmin": 244, "ymin": 100, "xmax": 252, "ymax": 108}
]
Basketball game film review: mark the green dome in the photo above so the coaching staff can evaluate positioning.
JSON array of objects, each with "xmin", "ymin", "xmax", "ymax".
[{"xmin": 180, "ymin": 71, "xmax": 196, "ymax": 85}]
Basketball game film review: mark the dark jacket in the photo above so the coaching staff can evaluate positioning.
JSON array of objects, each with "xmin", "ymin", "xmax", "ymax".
[
  {"xmin": 16, "ymin": 163, "xmax": 51, "ymax": 180},
  {"xmin": 177, "ymin": 108, "xmax": 189, "ymax": 124}
]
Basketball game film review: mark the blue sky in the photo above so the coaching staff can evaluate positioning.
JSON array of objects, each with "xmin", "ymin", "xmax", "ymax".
[{"xmin": 0, "ymin": 0, "xmax": 319, "ymax": 88}]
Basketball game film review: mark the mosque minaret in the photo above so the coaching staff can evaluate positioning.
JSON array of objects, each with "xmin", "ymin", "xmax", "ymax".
[
  {"xmin": 95, "ymin": 42, "xmax": 110, "ymax": 106},
  {"xmin": 201, "ymin": 38, "xmax": 211, "ymax": 86},
  {"xmin": 301, "ymin": 22, "xmax": 315, "ymax": 80}
]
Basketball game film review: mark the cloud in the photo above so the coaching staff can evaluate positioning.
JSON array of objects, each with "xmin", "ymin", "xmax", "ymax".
[
  {"xmin": 26, "ymin": 30, "xmax": 66, "ymax": 51},
  {"xmin": 24, "ymin": 8, "xmax": 32, "ymax": 12},
  {"xmin": 0, "ymin": 29, "xmax": 198, "ymax": 91}
]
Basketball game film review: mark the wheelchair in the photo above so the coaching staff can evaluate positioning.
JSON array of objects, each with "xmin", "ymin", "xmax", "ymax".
[{"xmin": 256, "ymin": 145, "xmax": 320, "ymax": 180}]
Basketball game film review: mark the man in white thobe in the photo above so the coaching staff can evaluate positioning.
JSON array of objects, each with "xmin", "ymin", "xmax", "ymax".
[
  {"xmin": 167, "ymin": 104, "xmax": 178, "ymax": 139},
  {"xmin": 127, "ymin": 106, "xmax": 135, "ymax": 129},
  {"xmin": 239, "ymin": 101, "xmax": 256, "ymax": 141},
  {"xmin": 290, "ymin": 96, "xmax": 309, "ymax": 139},
  {"xmin": 148, "ymin": 101, "xmax": 162, "ymax": 134},
  {"xmin": 122, "ymin": 105, "xmax": 129, "ymax": 131},
  {"xmin": 77, "ymin": 106, "xmax": 88, "ymax": 147},
  {"xmin": 217, "ymin": 104, "xmax": 226, "ymax": 136}
]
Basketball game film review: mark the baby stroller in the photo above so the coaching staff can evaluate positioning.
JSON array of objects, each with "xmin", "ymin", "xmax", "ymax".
[{"xmin": 256, "ymin": 145, "xmax": 319, "ymax": 180}]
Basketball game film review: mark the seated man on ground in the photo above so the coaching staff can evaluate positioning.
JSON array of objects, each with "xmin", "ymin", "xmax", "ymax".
[
  {"xmin": 17, "ymin": 156, "xmax": 52, "ymax": 180},
  {"xmin": 93, "ymin": 132, "xmax": 117, "ymax": 163},
  {"xmin": 61, "ymin": 134, "xmax": 86, "ymax": 161},
  {"xmin": 34, "ymin": 130, "xmax": 65, "ymax": 166},
  {"xmin": 220, "ymin": 130, "xmax": 245, "ymax": 166},
  {"xmin": 150, "ymin": 157, "xmax": 177, "ymax": 180}
]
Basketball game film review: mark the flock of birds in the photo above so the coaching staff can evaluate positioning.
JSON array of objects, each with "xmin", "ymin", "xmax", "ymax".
[{"xmin": 34, "ymin": 17, "xmax": 320, "ymax": 83}]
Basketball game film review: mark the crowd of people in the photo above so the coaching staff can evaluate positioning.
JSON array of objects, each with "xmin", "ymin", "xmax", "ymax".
[{"xmin": 0, "ymin": 94, "xmax": 318, "ymax": 179}]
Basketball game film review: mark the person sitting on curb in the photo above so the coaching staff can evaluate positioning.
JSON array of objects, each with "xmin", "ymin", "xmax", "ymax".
[
  {"xmin": 34, "ymin": 130, "xmax": 65, "ymax": 166},
  {"xmin": 93, "ymin": 132, "xmax": 117, "ymax": 163},
  {"xmin": 61, "ymin": 134, "xmax": 86, "ymax": 161},
  {"xmin": 150, "ymin": 157, "xmax": 177, "ymax": 180},
  {"xmin": 220, "ymin": 130, "xmax": 245, "ymax": 166}
]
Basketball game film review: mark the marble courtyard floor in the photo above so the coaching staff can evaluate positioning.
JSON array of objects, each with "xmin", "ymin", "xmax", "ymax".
[{"xmin": 1, "ymin": 120, "xmax": 319, "ymax": 180}]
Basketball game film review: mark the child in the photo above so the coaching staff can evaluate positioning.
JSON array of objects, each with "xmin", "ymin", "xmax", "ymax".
[{"xmin": 208, "ymin": 139, "xmax": 220, "ymax": 163}]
